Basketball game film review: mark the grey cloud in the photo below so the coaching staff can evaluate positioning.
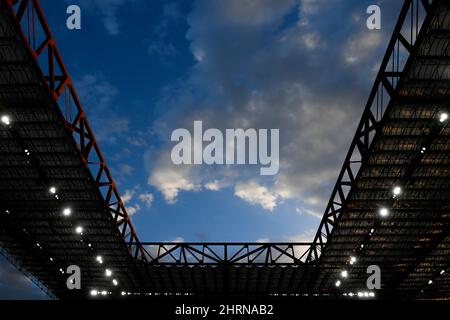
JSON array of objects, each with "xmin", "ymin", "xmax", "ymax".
[{"xmin": 147, "ymin": 0, "xmax": 405, "ymax": 213}]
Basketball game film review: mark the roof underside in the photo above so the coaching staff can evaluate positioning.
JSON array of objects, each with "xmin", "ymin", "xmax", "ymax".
[
  {"xmin": 315, "ymin": 2, "xmax": 450, "ymax": 299},
  {"xmin": 0, "ymin": 5, "xmax": 142, "ymax": 298}
]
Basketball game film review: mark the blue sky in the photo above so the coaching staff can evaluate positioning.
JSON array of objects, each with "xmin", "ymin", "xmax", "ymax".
[{"xmin": 1, "ymin": 0, "xmax": 404, "ymax": 298}]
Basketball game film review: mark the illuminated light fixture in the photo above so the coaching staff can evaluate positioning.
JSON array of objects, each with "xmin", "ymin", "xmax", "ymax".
[
  {"xmin": 96, "ymin": 255, "xmax": 103, "ymax": 264},
  {"xmin": 88, "ymin": 243, "xmax": 92, "ymax": 248},
  {"xmin": 349, "ymin": 256, "xmax": 357, "ymax": 265},
  {"xmin": 49, "ymin": 187, "xmax": 57, "ymax": 194},
  {"xmin": 59, "ymin": 268, "xmax": 64, "ymax": 274},
  {"xmin": 62, "ymin": 207, "xmax": 72, "ymax": 217},
  {"xmin": 335, "ymin": 280, "xmax": 341, "ymax": 287},
  {"xmin": 75, "ymin": 226, "xmax": 83, "ymax": 234},
  {"xmin": 360, "ymin": 244, "xmax": 365, "ymax": 249},
  {"xmin": 90, "ymin": 290, "xmax": 98, "ymax": 296},
  {"xmin": 392, "ymin": 186, "xmax": 402, "ymax": 197},
  {"xmin": 363, "ymin": 292, "xmax": 369, "ymax": 297},
  {"xmin": 439, "ymin": 113, "xmax": 448, "ymax": 123},
  {"xmin": 421, "ymin": 147, "xmax": 426, "ymax": 154},
  {"xmin": 348, "ymin": 293, "xmax": 354, "ymax": 297},
  {"xmin": 369, "ymin": 292, "xmax": 375, "ymax": 297},
  {"xmin": 105, "ymin": 269, "xmax": 112, "ymax": 277},
  {"xmin": 36, "ymin": 243, "xmax": 40, "ymax": 247},
  {"xmin": 379, "ymin": 207, "xmax": 390, "ymax": 218},
  {"xmin": 340, "ymin": 270, "xmax": 348, "ymax": 278},
  {"xmin": 121, "ymin": 291, "xmax": 126, "ymax": 296},
  {"xmin": 101, "ymin": 291, "xmax": 107, "ymax": 296},
  {"xmin": 440, "ymin": 270, "xmax": 445, "ymax": 275},
  {"xmin": 1, "ymin": 115, "xmax": 11, "ymax": 125},
  {"xmin": 24, "ymin": 149, "xmax": 30, "ymax": 156},
  {"xmin": 55, "ymin": 194, "xmax": 59, "ymax": 200},
  {"xmin": 49, "ymin": 257, "xmax": 53, "ymax": 262},
  {"xmin": 112, "ymin": 279, "xmax": 118, "ymax": 286},
  {"xmin": 5, "ymin": 210, "xmax": 10, "ymax": 214},
  {"xmin": 428, "ymin": 280, "xmax": 433, "ymax": 285},
  {"xmin": 357, "ymin": 292, "xmax": 363, "ymax": 297},
  {"xmin": 370, "ymin": 228, "xmax": 375, "ymax": 234}
]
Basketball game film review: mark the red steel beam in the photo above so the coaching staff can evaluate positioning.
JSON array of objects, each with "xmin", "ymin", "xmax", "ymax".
[{"xmin": 1, "ymin": 0, "xmax": 147, "ymax": 261}]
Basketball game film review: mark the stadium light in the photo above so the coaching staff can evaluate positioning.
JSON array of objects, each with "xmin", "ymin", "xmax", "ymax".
[
  {"xmin": 1, "ymin": 115, "xmax": 11, "ymax": 125},
  {"xmin": 62, "ymin": 207, "xmax": 71, "ymax": 217},
  {"xmin": 392, "ymin": 186, "xmax": 402, "ymax": 197},
  {"xmin": 379, "ymin": 207, "xmax": 389, "ymax": 218}
]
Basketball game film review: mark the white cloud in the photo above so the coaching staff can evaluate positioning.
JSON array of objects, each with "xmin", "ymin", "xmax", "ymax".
[
  {"xmin": 146, "ymin": 0, "xmax": 399, "ymax": 220},
  {"xmin": 171, "ymin": 237, "xmax": 185, "ymax": 243},
  {"xmin": 204, "ymin": 180, "xmax": 223, "ymax": 191},
  {"xmin": 344, "ymin": 31, "xmax": 383, "ymax": 64},
  {"xmin": 234, "ymin": 181, "xmax": 279, "ymax": 211},
  {"xmin": 122, "ymin": 189, "xmax": 135, "ymax": 203},
  {"xmin": 121, "ymin": 187, "xmax": 144, "ymax": 215},
  {"xmin": 148, "ymin": 163, "xmax": 199, "ymax": 204},
  {"xmin": 139, "ymin": 193, "xmax": 154, "ymax": 207},
  {"xmin": 126, "ymin": 204, "xmax": 140, "ymax": 216}
]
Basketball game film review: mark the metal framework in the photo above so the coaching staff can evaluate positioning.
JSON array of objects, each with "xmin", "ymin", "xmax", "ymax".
[
  {"xmin": 306, "ymin": 0, "xmax": 450, "ymax": 299},
  {"xmin": 307, "ymin": 0, "xmax": 438, "ymax": 263},
  {"xmin": 138, "ymin": 243, "xmax": 316, "ymax": 266},
  {"xmin": 2, "ymin": 0, "xmax": 145, "ymax": 258},
  {"xmin": 0, "ymin": 0, "xmax": 449, "ymax": 300}
]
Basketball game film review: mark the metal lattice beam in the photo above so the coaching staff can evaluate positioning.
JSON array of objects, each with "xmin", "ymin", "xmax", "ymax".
[{"xmin": 306, "ymin": 0, "xmax": 436, "ymax": 263}]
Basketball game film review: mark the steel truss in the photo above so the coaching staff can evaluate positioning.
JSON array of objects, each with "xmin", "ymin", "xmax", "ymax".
[
  {"xmin": 2, "ymin": 0, "xmax": 145, "ymax": 259},
  {"xmin": 306, "ymin": 0, "xmax": 441, "ymax": 263},
  {"xmin": 136, "ymin": 243, "xmax": 317, "ymax": 266}
]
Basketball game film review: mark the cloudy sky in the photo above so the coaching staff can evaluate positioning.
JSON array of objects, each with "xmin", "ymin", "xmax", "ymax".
[{"xmin": 1, "ymin": 0, "xmax": 404, "ymax": 298}]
